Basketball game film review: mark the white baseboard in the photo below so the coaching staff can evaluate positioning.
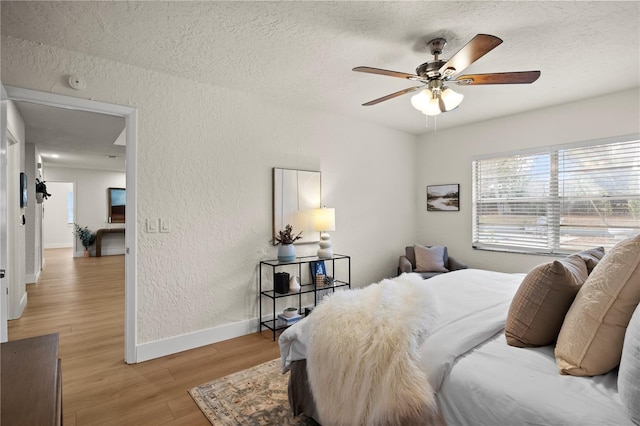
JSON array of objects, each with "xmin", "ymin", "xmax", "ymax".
[
  {"xmin": 20, "ymin": 292, "xmax": 27, "ymax": 316},
  {"xmin": 25, "ymin": 270, "xmax": 41, "ymax": 284},
  {"xmin": 44, "ymin": 243, "xmax": 73, "ymax": 249},
  {"xmin": 101, "ymin": 248, "xmax": 126, "ymax": 256},
  {"xmin": 135, "ymin": 318, "xmax": 258, "ymax": 363},
  {"xmin": 9, "ymin": 292, "xmax": 28, "ymax": 320},
  {"xmin": 73, "ymin": 248, "xmax": 125, "ymax": 258}
]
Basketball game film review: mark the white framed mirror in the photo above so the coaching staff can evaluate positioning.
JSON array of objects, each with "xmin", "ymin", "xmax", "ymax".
[{"xmin": 273, "ymin": 168, "xmax": 321, "ymax": 244}]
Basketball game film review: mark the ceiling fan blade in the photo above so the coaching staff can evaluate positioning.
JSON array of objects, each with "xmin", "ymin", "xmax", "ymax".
[
  {"xmin": 362, "ymin": 86, "xmax": 423, "ymax": 106},
  {"xmin": 438, "ymin": 34, "xmax": 503, "ymax": 77},
  {"xmin": 454, "ymin": 71, "xmax": 541, "ymax": 85},
  {"xmin": 353, "ymin": 66, "xmax": 423, "ymax": 81}
]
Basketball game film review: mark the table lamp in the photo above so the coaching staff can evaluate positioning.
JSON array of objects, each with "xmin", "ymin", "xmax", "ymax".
[{"xmin": 313, "ymin": 207, "xmax": 335, "ymax": 259}]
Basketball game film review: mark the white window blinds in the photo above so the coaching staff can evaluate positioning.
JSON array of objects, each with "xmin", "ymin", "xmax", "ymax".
[{"xmin": 473, "ymin": 135, "xmax": 640, "ymax": 254}]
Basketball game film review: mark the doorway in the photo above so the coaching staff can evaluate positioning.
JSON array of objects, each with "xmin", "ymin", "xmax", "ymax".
[
  {"xmin": 1, "ymin": 86, "xmax": 137, "ymax": 363},
  {"xmin": 42, "ymin": 181, "xmax": 74, "ymax": 250}
]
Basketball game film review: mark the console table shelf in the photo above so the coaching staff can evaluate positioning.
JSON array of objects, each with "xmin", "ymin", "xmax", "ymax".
[
  {"xmin": 259, "ymin": 254, "xmax": 351, "ymax": 340},
  {"xmin": 95, "ymin": 227, "xmax": 125, "ymax": 257}
]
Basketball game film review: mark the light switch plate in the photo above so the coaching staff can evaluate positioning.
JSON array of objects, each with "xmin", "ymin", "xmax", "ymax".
[
  {"xmin": 146, "ymin": 218, "xmax": 158, "ymax": 233},
  {"xmin": 160, "ymin": 218, "xmax": 171, "ymax": 233}
]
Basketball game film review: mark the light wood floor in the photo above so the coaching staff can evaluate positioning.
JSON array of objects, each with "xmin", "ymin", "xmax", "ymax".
[{"xmin": 8, "ymin": 248, "xmax": 280, "ymax": 425}]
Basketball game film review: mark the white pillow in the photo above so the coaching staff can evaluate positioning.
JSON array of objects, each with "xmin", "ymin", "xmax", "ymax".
[
  {"xmin": 414, "ymin": 244, "xmax": 448, "ymax": 273},
  {"xmin": 619, "ymin": 305, "xmax": 640, "ymax": 424}
]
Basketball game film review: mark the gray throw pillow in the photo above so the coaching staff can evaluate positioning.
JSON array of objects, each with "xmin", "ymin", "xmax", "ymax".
[
  {"xmin": 414, "ymin": 244, "xmax": 448, "ymax": 273},
  {"xmin": 574, "ymin": 246, "xmax": 605, "ymax": 274}
]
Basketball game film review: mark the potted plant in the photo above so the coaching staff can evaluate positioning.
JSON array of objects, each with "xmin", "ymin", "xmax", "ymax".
[
  {"xmin": 273, "ymin": 224, "xmax": 302, "ymax": 262},
  {"xmin": 35, "ymin": 178, "xmax": 51, "ymax": 203},
  {"xmin": 73, "ymin": 223, "xmax": 97, "ymax": 257}
]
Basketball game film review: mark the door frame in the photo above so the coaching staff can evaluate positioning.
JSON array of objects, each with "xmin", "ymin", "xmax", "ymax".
[
  {"xmin": 3, "ymin": 86, "xmax": 138, "ymax": 363},
  {"xmin": 1, "ymin": 85, "xmax": 8, "ymax": 342}
]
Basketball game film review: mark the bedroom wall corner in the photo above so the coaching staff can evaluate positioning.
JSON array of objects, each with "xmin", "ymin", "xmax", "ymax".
[{"xmin": 416, "ymin": 87, "xmax": 640, "ymax": 274}]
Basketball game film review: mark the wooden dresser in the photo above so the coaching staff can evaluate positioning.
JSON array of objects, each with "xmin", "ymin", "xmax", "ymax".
[{"xmin": 1, "ymin": 333, "xmax": 62, "ymax": 425}]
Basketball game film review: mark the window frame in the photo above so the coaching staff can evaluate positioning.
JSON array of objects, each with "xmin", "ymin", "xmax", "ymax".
[{"xmin": 472, "ymin": 134, "xmax": 640, "ymax": 255}]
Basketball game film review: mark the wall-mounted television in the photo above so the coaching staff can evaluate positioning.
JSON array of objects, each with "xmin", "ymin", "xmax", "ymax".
[
  {"xmin": 108, "ymin": 187, "xmax": 126, "ymax": 223},
  {"xmin": 20, "ymin": 172, "xmax": 27, "ymax": 208}
]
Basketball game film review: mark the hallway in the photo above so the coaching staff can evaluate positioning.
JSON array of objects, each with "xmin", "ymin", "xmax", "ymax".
[{"xmin": 8, "ymin": 248, "xmax": 278, "ymax": 425}]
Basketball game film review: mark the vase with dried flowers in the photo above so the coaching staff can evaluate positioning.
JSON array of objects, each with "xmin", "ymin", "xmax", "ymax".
[{"xmin": 273, "ymin": 224, "xmax": 302, "ymax": 262}]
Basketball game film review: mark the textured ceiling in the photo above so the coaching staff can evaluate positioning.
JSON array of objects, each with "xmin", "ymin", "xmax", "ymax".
[
  {"xmin": 2, "ymin": 1, "xmax": 639, "ymax": 137},
  {"xmin": 14, "ymin": 101, "xmax": 126, "ymax": 171}
]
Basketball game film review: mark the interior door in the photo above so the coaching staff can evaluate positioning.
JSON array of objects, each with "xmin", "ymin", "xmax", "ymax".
[{"xmin": 1, "ymin": 84, "xmax": 9, "ymax": 342}]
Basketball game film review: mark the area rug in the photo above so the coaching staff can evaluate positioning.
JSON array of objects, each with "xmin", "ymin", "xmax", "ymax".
[{"xmin": 189, "ymin": 358, "xmax": 317, "ymax": 425}]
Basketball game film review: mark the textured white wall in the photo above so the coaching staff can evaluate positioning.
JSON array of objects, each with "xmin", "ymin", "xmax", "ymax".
[
  {"xmin": 7, "ymin": 100, "xmax": 27, "ymax": 318},
  {"xmin": 417, "ymin": 88, "xmax": 640, "ymax": 274},
  {"xmin": 45, "ymin": 167, "xmax": 126, "ymax": 256},
  {"xmin": 1, "ymin": 36, "xmax": 417, "ymax": 346},
  {"xmin": 42, "ymin": 181, "xmax": 74, "ymax": 249},
  {"xmin": 24, "ymin": 143, "xmax": 40, "ymax": 282}
]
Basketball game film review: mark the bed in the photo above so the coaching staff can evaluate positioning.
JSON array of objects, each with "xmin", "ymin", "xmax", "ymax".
[{"xmin": 279, "ymin": 257, "xmax": 640, "ymax": 425}]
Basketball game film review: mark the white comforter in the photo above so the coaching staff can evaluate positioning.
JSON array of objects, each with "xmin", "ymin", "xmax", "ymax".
[
  {"xmin": 438, "ymin": 334, "xmax": 634, "ymax": 426},
  {"xmin": 280, "ymin": 268, "xmax": 523, "ymax": 390},
  {"xmin": 416, "ymin": 269, "xmax": 524, "ymax": 391},
  {"xmin": 280, "ymin": 269, "xmax": 634, "ymax": 426}
]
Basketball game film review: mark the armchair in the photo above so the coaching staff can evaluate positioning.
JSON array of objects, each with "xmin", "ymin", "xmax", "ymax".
[{"xmin": 398, "ymin": 245, "xmax": 468, "ymax": 279}]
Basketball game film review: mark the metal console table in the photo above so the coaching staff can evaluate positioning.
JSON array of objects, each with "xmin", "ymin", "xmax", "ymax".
[{"xmin": 259, "ymin": 254, "xmax": 351, "ymax": 340}]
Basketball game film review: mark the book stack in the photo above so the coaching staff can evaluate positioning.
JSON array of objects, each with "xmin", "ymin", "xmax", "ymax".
[{"xmin": 277, "ymin": 312, "xmax": 302, "ymax": 326}]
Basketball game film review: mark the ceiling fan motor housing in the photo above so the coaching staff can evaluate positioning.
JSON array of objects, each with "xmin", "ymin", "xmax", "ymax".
[{"xmin": 416, "ymin": 60, "xmax": 446, "ymax": 80}]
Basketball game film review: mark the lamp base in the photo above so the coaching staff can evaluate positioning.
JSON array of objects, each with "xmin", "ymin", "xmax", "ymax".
[
  {"xmin": 317, "ymin": 247, "xmax": 333, "ymax": 259},
  {"xmin": 317, "ymin": 233, "xmax": 333, "ymax": 259}
]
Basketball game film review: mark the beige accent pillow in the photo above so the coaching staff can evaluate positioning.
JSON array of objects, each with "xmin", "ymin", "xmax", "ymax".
[
  {"xmin": 413, "ymin": 244, "xmax": 448, "ymax": 273},
  {"xmin": 555, "ymin": 234, "xmax": 640, "ymax": 376},
  {"xmin": 505, "ymin": 255, "xmax": 588, "ymax": 348},
  {"xmin": 575, "ymin": 246, "xmax": 605, "ymax": 274}
]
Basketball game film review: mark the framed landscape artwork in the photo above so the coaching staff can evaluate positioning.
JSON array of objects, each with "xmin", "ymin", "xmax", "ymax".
[{"xmin": 427, "ymin": 184, "xmax": 459, "ymax": 211}]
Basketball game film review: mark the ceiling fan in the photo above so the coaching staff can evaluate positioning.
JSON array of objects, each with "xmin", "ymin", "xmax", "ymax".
[{"xmin": 353, "ymin": 34, "xmax": 541, "ymax": 116}]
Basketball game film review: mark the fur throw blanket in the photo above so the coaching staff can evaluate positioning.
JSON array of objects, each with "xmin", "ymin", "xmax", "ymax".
[{"xmin": 306, "ymin": 273, "xmax": 442, "ymax": 425}]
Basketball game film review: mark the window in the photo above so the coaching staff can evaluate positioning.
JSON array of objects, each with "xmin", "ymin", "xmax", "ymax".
[{"xmin": 472, "ymin": 135, "xmax": 640, "ymax": 254}]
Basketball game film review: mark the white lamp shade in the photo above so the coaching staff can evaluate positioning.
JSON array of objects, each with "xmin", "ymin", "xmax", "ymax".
[
  {"xmin": 440, "ymin": 87, "xmax": 464, "ymax": 111},
  {"xmin": 422, "ymin": 97, "xmax": 442, "ymax": 116},
  {"xmin": 410, "ymin": 89, "xmax": 431, "ymax": 111},
  {"xmin": 313, "ymin": 208, "xmax": 335, "ymax": 232}
]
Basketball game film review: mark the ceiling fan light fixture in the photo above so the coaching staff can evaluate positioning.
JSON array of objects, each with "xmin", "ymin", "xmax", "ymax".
[
  {"xmin": 410, "ymin": 89, "xmax": 432, "ymax": 111},
  {"xmin": 411, "ymin": 88, "xmax": 442, "ymax": 116},
  {"xmin": 440, "ymin": 87, "xmax": 464, "ymax": 111},
  {"xmin": 422, "ymin": 97, "xmax": 442, "ymax": 116}
]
